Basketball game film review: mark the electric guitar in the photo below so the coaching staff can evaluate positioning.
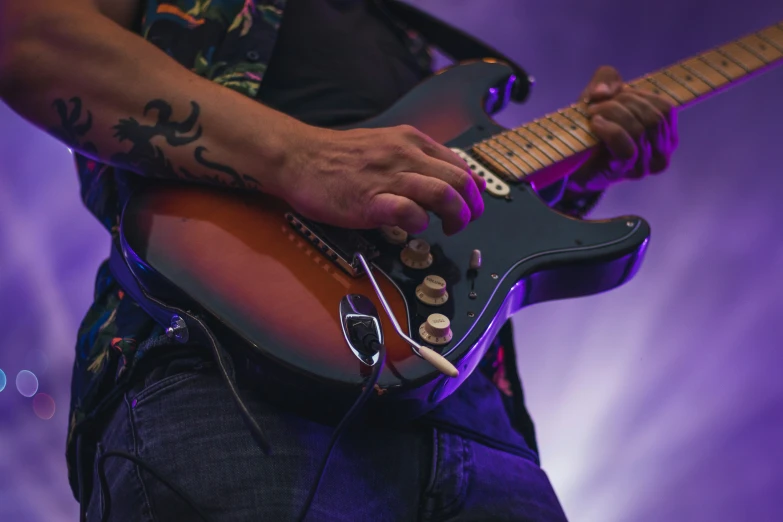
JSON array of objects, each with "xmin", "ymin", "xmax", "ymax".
[{"xmin": 118, "ymin": 22, "xmax": 783, "ymax": 419}]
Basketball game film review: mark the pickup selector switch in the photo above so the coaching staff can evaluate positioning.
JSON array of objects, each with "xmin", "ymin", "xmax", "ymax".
[{"xmin": 416, "ymin": 275, "xmax": 449, "ymax": 305}]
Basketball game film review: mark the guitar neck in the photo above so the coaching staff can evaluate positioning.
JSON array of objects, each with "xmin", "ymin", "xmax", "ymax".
[{"xmin": 471, "ymin": 21, "xmax": 783, "ymax": 191}]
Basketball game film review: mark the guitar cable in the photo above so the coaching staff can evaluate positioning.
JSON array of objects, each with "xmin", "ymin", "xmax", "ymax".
[{"xmin": 78, "ymin": 322, "xmax": 387, "ymax": 522}]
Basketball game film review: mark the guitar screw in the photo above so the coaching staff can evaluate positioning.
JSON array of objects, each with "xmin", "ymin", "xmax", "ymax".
[
  {"xmin": 467, "ymin": 311, "xmax": 475, "ymax": 318},
  {"xmin": 469, "ymin": 291, "xmax": 477, "ymax": 299},
  {"xmin": 491, "ymin": 273, "xmax": 499, "ymax": 280},
  {"xmin": 165, "ymin": 315, "xmax": 189, "ymax": 343},
  {"xmin": 626, "ymin": 221, "xmax": 634, "ymax": 227}
]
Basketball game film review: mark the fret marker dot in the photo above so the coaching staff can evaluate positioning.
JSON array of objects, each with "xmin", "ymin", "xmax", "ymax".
[
  {"xmin": 721, "ymin": 60, "xmax": 728, "ymax": 66},
  {"xmin": 760, "ymin": 44, "xmax": 767, "ymax": 50},
  {"xmin": 506, "ymin": 151, "xmax": 514, "ymax": 157},
  {"xmin": 653, "ymin": 89, "xmax": 660, "ymax": 94},
  {"xmin": 546, "ymin": 135, "xmax": 553, "ymax": 140},
  {"xmin": 570, "ymin": 125, "xmax": 577, "ymax": 130},
  {"xmin": 685, "ymin": 75, "xmax": 693, "ymax": 81},
  {"xmin": 525, "ymin": 144, "xmax": 533, "ymax": 149}
]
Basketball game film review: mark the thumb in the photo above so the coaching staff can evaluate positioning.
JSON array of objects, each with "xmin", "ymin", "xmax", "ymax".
[{"xmin": 582, "ymin": 65, "xmax": 623, "ymax": 103}]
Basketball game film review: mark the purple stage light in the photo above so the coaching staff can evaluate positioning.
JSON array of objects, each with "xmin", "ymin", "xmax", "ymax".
[
  {"xmin": 0, "ymin": 369, "xmax": 6, "ymax": 392},
  {"xmin": 16, "ymin": 370, "xmax": 39, "ymax": 398}
]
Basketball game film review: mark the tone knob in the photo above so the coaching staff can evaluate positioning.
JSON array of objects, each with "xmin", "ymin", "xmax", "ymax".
[
  {"xmin": 380, "ymin": 225, "xmax": 408, "ymax": 245},
  {"xmin": 419, "ymin": 313, "xmax": 453, "ymax": 345},
  {"xmin": 416, "ymin": 275, "xmax": 449, "ymax": 305},
  {"xmin": 400, "ymin": 238, "xmax": 433, "ymax": 269}
]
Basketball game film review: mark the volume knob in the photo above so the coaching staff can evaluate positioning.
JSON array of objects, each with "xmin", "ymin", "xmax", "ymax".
[
  {"xmin": 400, "ymin": 238, "xmax": 433, "ymax": 269},
  {"xmin": 419, "ymin": 313, "xmax": 453, "ymax": 346},
  {"xmin": 416, "ymin": 275, "xmax": 448, "ymax": 305}
]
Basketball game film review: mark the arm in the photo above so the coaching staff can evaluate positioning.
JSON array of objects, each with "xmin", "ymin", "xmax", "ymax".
[
  {"xmin": 0, "ymin": 0, "xmax": 310, "ymax": 196},
  {"xmin": 0, "ymin": 0, "xmax": 487, "ymax": 235}
]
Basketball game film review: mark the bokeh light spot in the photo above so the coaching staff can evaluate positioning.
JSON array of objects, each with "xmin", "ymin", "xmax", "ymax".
[
  {"xmin": 16, "ymin": 370, "xmax": 39, "ymax": 398},
  {"xmin": 33, "ymin": 393, "xmax": 56, "ymax": 420},
  {"xmin": 0, "ymin": 369, "xmax": 6, "ymax": 392}
]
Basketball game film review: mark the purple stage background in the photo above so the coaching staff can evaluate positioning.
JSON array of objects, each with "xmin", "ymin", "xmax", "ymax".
[{"xmin": 2, "ymin": 1, "xmax": 783, "ymax": 520}]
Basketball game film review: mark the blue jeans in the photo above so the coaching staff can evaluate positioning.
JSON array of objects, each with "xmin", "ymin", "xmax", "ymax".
[{"xmin": 85, "ymin": 354, "xmax": 568, "ymax": 521}]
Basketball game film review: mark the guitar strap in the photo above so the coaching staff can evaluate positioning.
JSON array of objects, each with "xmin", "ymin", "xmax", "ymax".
[{"xmin": 377, "ymin": 0, "xmax": 532, "ymax": 103}]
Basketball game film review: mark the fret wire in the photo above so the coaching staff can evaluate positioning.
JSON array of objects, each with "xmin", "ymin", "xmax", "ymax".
[
  {"xmin": 529, "ymin": 121, "xmax": 579, "ymax": 154},
  {"xmin": 482, "ymin": 140, "xmax": 524, "ymax": 177},
  {"xmin": 755, "ymin": 30, "xmax": 783, "ymax": 53},
  {"xmin": 645, "ymin": 75, "xmax": 687, "ymax": 104},
  {"xmin": 491, "ymin": 136, "xmax": 534, "ymax": 175},
  {"xmin": 720, "ymin": 42, "xmax": 767, "ymax": 69},
  {"xmin": 661, "ymin": 69, "xmax": 701, "ymax": 96},
  {"xmin": 551, "ymin": 112, "xmax": 598, "ymax": 146},
  {"xmin": 679, "ymin": 61, "xmax": 719, "ymax": 88},
  {"xmin": 634, "ymin": 78, "xmax": 681, "ymax": 105},
  {"xmin": 504, "ymin": 129, "xmax": 546, "ymax": 168},
  {"xmin": 512, "ymin": 128, "xmax": 559, "ymax": 163},
  {"xmin": 501, "ymin": 131, "xmax": 542, "ymax": 169},
  {"xmin": 505, "ymin": 130, "xmax": 551, "ymax": 168},
  {"xmin": 665, "ymin": 65, "xmax": 715, "ymax": 98},
  {"xmin": 496, "ymin": 134, "xmax": 538, "ymax": 172},
  {"xmin": 545, "ymin": 115, "xmax": 591, "ymax": 147},
  {"xmin": 714, "ymin": 47, "xmax": 750, "ymax": 73},
  {"xmin": 697, "ymin": 56, "xmax": 734, "ymax": 81},
  {"xmin": 483, "ymin": 140, "xmax": 528, "ymax": 177},
  {"xmin": 739, "ymin": 34, "xmax": 783, "ymax": 61},
  {"xmin": 560, "ymin": 109, "xmax": 593, "ymax": 134},
  {"xmin": 515, "ymin": 126, "xmax": 565, "ymax": 161},
  {"xmin": 571, "ymin": 105, "xmax": 589, "ymax": 118},
  {"xmin": 734, "ymin": 39, "xmax": 769, "ymax": 63},
  {"xmin": 473, "ymin": 147, "xmax": 516, "ymax": 180},
  {"xmin": 475, "ymin": 143, "xmax": 521, "ymax": 179}
]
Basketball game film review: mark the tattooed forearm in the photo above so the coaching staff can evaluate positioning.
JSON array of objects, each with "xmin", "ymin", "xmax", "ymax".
[
  {"xmin": 109, "ymin": 99, "xmax": 260, "ymax": 189},
  {"xmin": 50, "ymin": 96, "xmax": 260, "ymax": 190},
  {"xmin": 49, "ymin": 97, "xmax": 99, "ymax": 156}
]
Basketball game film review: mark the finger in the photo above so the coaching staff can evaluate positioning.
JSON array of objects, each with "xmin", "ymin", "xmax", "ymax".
[
  {"xmin": 365, "ymin": 193, "xmax": 429, "ymax": 234},
  {"xmin": 588, "ymin": 99, "xmax": 647, "ymax": 139},
  {"xmin": 590, "ymin": 114, "xmax": 638, "ymax": 176},
  {"xmin": 409, "ymin": 154, "xmax": 485, "ymax": 223},
  {"xmin": 583, "ymin": 65, "xmax": 624, "ymax": 103},
  {"xmin": 420, "ymin": 139, "xmax": 487, "ymax": 193},
  {"xmin": 621, "ymin": 89, "xmax": 679, "ymax": 166},
  {"xmin": 616, "ymin": 93, "xmax": 670, "ymax": 174},
  {"xmin": 395, "ymin": 172, "xmax": 473, "ymax": 235},
  {"xmin": 630, "ymin": 88, "xmax": 680, "ymax": 150}
]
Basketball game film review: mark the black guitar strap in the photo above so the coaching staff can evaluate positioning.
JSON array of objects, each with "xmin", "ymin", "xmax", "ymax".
[{"xmin": 377, "ymin": 0, "xmax": 532, "ymax": 103}]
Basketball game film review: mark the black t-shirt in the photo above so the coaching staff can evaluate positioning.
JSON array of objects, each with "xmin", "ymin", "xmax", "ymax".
[
  {"xmin": 257, "ymin": 0, "xmax": 429, "ymax": 127},
  {"xmin": 256, "ymin": 0, "xmax": 538, "ymax": 461}
]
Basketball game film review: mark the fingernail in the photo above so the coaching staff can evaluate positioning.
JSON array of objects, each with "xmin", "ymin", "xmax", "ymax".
[
  {"xmin": 592, "ymin": 83, "xmax": 610, "ymax": 95},
  {"xmin": 592, "ymin": 115, "xmax": 605, "ymax": 124}
]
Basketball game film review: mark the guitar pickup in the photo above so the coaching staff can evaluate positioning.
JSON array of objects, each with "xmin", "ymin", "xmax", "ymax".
[{"xmin": 285, "ymin": 212, "xmax": 379, "ymax": 278}]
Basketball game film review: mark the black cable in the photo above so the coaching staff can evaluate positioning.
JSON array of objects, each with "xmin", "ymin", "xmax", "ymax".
[
  {"xmin": 96, "ymin": 451, "xmax": 212, "ymax": 522},
  {"xmin": 297, "ymin": 333, "xmax": 387, "ymax": 522},
  {"xmin": 81, "ymin": 323, "xmax": 386, "ymax": 522}
]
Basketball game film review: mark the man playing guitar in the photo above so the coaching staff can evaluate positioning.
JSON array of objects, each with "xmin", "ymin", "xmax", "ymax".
[{"xmin": 0, "ymin": 0, "xmax": 678, "ymax": 520}]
